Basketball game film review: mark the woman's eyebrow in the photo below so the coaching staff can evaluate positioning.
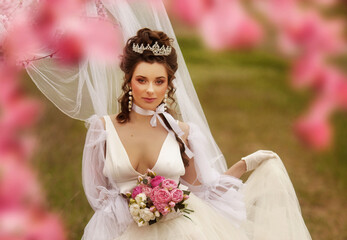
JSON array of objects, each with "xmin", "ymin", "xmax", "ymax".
[
  {"xmin": 135, "ymin": 75, "xmax": 147, "ymax": 78},
  {"xmin": 135, "ymin": 75, "xmax": 166, "ymax": 79}
]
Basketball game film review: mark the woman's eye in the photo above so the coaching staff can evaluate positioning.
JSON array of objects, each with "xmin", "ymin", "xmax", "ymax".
[
  {"xmin": 137, "ymin": 79, "xmax": 145, "ymax": 83},
  {"xmin": 156, "ymin": 80, "xmax": 164, "ymax": 85}
]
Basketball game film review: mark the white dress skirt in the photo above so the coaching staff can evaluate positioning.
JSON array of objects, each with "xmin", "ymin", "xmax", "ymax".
[
  {"xmin": 115, "ymin": 192, "xmax": 249, "ymax": 240},
  {"xmin": 114, "ymin": 157, "xmax": 311, "ymax": 240}
]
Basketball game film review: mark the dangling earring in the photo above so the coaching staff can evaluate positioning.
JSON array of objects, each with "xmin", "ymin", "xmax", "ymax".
[
  {"xmin": 128, "ymin": 87, "xmax": 133, "ymax": 112},
  {"xmin": 163, "ymin": 92, "xmax": 168, "ymax": 111}
]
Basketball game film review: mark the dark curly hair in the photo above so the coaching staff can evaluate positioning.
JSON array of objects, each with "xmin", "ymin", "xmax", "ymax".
[{"xmin": 116, "ymin": 28, "xmax": 189, "ymax": 167}]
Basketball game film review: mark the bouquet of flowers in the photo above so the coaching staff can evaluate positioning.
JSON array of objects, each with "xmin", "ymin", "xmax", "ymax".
[{"xmin": 123, "ymin": 169, "xmax": 193, "ymax": 227}]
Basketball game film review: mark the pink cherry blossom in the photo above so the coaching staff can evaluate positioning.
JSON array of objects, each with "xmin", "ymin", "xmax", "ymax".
[
  {"xmin": 0, "ymin": 208, "xmax": 67, "ymax": 240},
  {"xmin": 291, "ymin": 52, "xmax": 324, "ymax": 89},
  {"xmin": 335, "ymin": 78, "xmax": 347, "ymax": 110},
  {"xmin": 293, "ymin": 115, "xmax": 332, "ymax": 150},
  {"xmin": 0, "ymin": 68, "xmax": 21, "ymax": 106},
  {"xmin": 168, "ymin": 0, "xmax": 211, "ymax": 26},
  {"xmin": 252, "ymin": 0, "xmax": 298, "ymax": 25},
  {"xmin": 199, "ymin": 0, "xmax": 263, "ymax": 50},
  {"xmin": 26, "ymin": 211, "xmax": 67, "ymax": 240},
  {"xmin": 278, "ymin": 11, "xmax": 345, "ymax": 55},
  {"xmin": 54, "ymin": 18, "xmax": 121, "ymax": 65},
  {"xmin": 2, "ymin": 13, "xmax": 41, "ymax": 63},
  {"xmin": 2, "ymin": 98, "xmax": 42, "ymax": 130},
  {"xmin": 0, "ymin": 158, "xmax": 44, "ymax": 210}
]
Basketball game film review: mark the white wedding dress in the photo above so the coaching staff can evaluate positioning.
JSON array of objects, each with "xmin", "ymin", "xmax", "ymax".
[{"xmin": 81, "ymin": 115, "xmax": 312, "ymax": 240}]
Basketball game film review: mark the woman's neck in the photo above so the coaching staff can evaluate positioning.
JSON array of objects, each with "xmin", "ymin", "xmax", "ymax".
[{"xmin": 129, "ymin": 110, "xmax": 153, "ymax": 123}]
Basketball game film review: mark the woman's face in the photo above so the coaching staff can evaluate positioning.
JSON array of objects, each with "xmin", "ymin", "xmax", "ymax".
[{"xmin": 130, "ymin": 61, "xmax": 168, "ymax": 111}]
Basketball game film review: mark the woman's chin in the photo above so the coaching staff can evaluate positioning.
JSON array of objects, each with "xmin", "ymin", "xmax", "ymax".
[{"xmin": 136, "ymin": 101, "xmax": 159, "ymax": 111}]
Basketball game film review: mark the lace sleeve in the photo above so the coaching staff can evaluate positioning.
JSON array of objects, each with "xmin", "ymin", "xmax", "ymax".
[
  {"xmin": 81, "ymin": 115, "xmax": 132, "ymax": 240},
  {"xmin": 179, "ymin": 122, "xmax": 247, "ymax": 227}
]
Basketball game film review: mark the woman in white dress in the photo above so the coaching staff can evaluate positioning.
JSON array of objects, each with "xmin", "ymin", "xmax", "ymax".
[{"xmin": 81, "ymin": 28, "xmax": 312, "ymax": 240}]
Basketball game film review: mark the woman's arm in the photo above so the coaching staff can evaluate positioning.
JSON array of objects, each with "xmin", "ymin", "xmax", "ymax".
[
  {"xmin": 224, "ymin": 160, "xmax": 247, "ymax": 179},
  {"xmin": 177, "ymin": 121, "xmax": 247, "ymax": 224},
  {"xmin": 177, "ymin": 121, "xmax": 202, "ymax": 186},
  {"xmin": 179, "ymin": 121, "xmax": 247, "ymax": 180}
]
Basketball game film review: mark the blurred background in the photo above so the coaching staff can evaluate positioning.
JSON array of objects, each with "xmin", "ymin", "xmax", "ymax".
[{"xmin": 1, "ymin": 0, "xmax": 346, "ymax": 239}]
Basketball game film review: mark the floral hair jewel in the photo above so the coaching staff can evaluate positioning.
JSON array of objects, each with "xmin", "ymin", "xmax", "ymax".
[{"xmin": 132, "ymin": 41, "xmax": 172, "ymax": 56}]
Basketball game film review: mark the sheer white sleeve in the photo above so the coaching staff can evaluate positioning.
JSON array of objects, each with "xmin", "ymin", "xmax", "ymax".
[
  {"xmin": 81, "ymin": 115, "xmax": 132, "ymax": 240},
  {"xmin": 179, "ymin": 122, "xmax": 247, "ymax": 227}
]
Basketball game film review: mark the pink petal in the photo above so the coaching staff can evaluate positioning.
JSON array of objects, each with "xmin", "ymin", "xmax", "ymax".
[
  {"xmin": 278, "ymin": 11, "xmax": 345, "ymax": 55},
  {"xmin": 3, "ymin": 98, "xmax": 43, "ymax": 130},
  {"xmin": 199, "ymin": 0, "xmax": 263, "ymax": 50},
  {"xmin": 293, "ymin": 115, "xmax": 332, "ymax": 151},
  {"xmin": 0, "ymin": 159, "xmax": 44, "ymax": 210},
  {"xmin": 169, "ymin": 0, "xmax": 211, "ymax": 26},
  {"xmin": 290, "ymin": 52, "xmax": 324, "ymax": 89}
]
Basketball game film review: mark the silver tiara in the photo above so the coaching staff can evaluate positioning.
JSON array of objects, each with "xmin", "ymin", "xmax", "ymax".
[{"xmin": 132, "ymin": 41, "xmax": 172, "ymax": 56}]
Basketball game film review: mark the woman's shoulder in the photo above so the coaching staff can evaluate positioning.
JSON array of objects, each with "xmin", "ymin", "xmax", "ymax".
[
  {"xmin": 177, "ymin": 120, "xmax": 190, "ymax": 141},
  {"xmin": 177, "ymin": 120, "xmax": 189, "ymax": 132},
  {"xmin": 100, "ymin": 114, "xmax": 119, "ymax": 128},
  {"xmin": 99, "ymin": 114, "xmax": 118, "ymax": 129}
]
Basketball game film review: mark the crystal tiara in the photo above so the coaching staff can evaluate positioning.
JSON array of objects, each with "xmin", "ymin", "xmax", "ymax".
[{"xmin": 132, "ymin": 41, "xmax": 172, "ymax": 56}]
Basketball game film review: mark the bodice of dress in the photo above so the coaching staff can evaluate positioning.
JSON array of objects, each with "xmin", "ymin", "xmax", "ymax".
[{"xmin": 102, "ymin": 115, "xmax": 186, "ymax": 194}]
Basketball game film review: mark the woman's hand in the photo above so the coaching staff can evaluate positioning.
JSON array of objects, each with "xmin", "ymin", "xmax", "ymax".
[{"xmin": 241, "ymin": 150, "xmax": 277, "ymax": 172}]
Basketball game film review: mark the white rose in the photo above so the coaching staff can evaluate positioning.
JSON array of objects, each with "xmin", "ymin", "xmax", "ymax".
[
  {"xmin": 139, "ymin": 202, "xmax": 146, "ymax": 208},
  {"xmin": 129, "ymin": 203, "xmax": 140, "ymax": 216},
  {"xmin": 137, "ymin": 218, "xmax": 149, "ymax": 227},
  {"xmin": 139, "ymin": 208, "xmax": 155, "ymax": 222},
  {"xmin": 135, "ymin": 193, "xmax": 147, "ymax": 204},
  {"xmin": 150, "ymin": 212, "xmax": 156, "ymax": 221},
  {"xmin": 154, "ymin": 211, "xmax": 160, "ymax": 218},
  {"xmin": 132, "ymin": 215, "xmax": 140, "ymax": 222}
]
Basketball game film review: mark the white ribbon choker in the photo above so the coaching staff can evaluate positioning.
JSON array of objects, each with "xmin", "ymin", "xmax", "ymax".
[{"xmin": 132, "ymin": 103, "xmax": 194, "ymax": 159}]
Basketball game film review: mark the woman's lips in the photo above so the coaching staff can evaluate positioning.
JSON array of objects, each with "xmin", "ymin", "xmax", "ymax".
[{"xmin": 142, "ymin": 97, "xmax": 156, "ymax": 103}]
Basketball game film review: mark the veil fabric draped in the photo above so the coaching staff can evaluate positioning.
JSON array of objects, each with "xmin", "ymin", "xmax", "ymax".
[{"xmin": 23, "ymin": 0, "xmax": 311, "ymax": 239}]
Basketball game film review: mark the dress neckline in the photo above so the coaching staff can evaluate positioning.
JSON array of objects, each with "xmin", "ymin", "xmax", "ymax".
[{"xmin": 106, "ymin": 115, "xmax": 170, "ymax": 176}]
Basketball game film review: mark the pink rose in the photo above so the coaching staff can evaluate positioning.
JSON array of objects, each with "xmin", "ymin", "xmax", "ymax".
[
  {"xmin": 149, "ymin": 206, "xmax": 156, "ymax": 212},
  {"xmin": 171, "ymin": 188, "xmax": 184, "ymax": 203},
  {"xmin": 168, "ymin": 201, "xmax": 176, "ymax": 208},
  {"xmin": 151, "ymin": 176, "xmax": 165, "ymax": 187},
  {"xmin": 150, "ymin": 186, "xmax": 160, "ymax": 202},
  {"xmin": 155, "ymin": 203, "xmax": 170, "ymax": 216},
  {"xmin": 142, "ymin": 186, "xmax": 152, "ymax": 197},
  {"xmin": 162, "ymin": 206, "xmax": 170, "ymax": 216},
  {"xmin": 161, "ymin": 179, "xmax": 177, "ymax": 190},
  {"xmin": 154, "ymin": 189, "xmax": 172, "ymax": 204},
  {"xmin": 131, "ymin": 186, "xmax": 143, "ymax": 199}
]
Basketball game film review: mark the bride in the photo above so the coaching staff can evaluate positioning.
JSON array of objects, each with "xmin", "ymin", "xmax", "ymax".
[
  {"xmin": 24, "ymin": 1, "xmax": 312, "ymax": 239},
  {"xmin": 80, "ymin": 28, "xmax": 312, "ymax": 240}
]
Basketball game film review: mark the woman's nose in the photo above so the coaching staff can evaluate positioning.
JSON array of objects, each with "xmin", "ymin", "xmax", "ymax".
[{"xmin": 146, "ymin": 83, "xmax": 154, "ymax": 94}]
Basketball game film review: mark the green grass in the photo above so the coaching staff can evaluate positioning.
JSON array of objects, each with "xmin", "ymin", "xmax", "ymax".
[{"xmin": 26, "ymin": 35, "xmax": 347, "ymax": 239}]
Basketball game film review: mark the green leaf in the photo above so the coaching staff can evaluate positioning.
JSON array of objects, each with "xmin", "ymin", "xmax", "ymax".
[{"xmin": 183, "ymin": 215, "xmax": 193, "ymax": 221}]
